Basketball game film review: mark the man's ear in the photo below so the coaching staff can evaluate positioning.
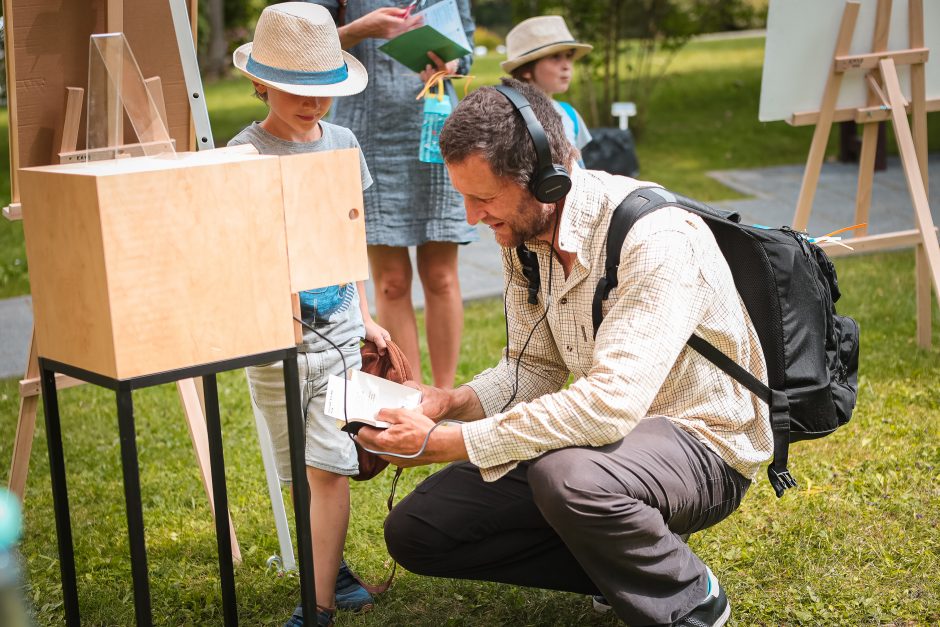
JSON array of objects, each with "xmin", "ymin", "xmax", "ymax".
[{"xmin": 253, "ymin": 81, "xmax": 266, "ymax": 95}]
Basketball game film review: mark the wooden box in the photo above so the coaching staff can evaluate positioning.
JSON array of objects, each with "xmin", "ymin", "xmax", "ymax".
[{"xmin": 19, "ymin": 148, "xmax": 367, "ymax": 380}]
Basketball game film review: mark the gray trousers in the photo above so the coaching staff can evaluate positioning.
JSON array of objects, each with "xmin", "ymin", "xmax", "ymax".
[{"xmin": 384, "ymin": 417, "xmax": 751, "ymax": 626}]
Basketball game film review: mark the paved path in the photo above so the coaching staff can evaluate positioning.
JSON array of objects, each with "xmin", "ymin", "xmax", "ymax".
[{"xmin": 3, "ymin": 155, "xmax": 938, "ymax": 379}]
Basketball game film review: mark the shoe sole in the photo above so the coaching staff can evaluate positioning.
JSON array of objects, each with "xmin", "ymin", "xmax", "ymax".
[
  {"xmin": 715, "ymin": 602, "xmax": 731, "ymax": 627},
  {"xmin": 591, "ymin": 597, "xmax": 612, "ymax": 614}
]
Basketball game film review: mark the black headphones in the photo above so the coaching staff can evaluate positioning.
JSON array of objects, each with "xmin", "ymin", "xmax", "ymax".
[{"xmin": 493, "ymin": 85, "xmax": 572, "ymax": 204}]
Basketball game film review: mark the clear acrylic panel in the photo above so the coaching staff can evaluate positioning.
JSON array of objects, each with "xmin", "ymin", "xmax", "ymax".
[{"xmin": 85, "ymin": 33, "xmax": 175, "ymax": 162}]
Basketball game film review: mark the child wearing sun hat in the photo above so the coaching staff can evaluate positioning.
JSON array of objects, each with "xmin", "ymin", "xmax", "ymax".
[
  {"xmin": 230, "ymin": 3, "xmax": 390, "ymax": 625},
  {"xmin": 502, "ymin": 15, "xmax": 594, "ymax": 159}
]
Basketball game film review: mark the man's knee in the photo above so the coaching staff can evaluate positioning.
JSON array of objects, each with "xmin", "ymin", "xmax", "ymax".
[
  {"xmin": 527, "ymin": 447, "xmax": 650, "ymax": 530},
  {"xmin": 384, "ymin": 496, "xmax": 452, "ymax": 575}
]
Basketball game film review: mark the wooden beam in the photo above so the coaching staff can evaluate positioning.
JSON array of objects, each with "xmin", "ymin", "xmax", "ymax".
[
  {"xmin": 818, "ymin": 227, "xmax": 936, "ymax": 257},
  {"xmin": 19, "ymin": 373, "xmax": 85, "ymax": 398},
  {"xmin": 881, "ymin": 57, "xmax": 940, "ymax": 302},
  {"xmin": 834, "ymin": 46, "xmax": 928, "ymax": 72},
  {"xmin": 854, "ymin": 0, "xmax": 892, "ymax": 238},
  {"xmin": 792, "ymin": 1, "xmax": 861, "ymax": 231},
  {"xmin": 789, "ymin": 97, "xmax": 940, "ymax": 126},
  {"xmin": 909, "ymin": 0, "xmax": 928, "ymax": 189}
]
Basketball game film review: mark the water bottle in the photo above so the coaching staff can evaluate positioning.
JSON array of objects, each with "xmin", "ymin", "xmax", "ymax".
[
  {"xmin": 418, "ymin": 80, "xmax": 452, "ymax": 164},
  {"xmin": 0, "ymin": 489, "xmax": 29, "ymax": 627}
]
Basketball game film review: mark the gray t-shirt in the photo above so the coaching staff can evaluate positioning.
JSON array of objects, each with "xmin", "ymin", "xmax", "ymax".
[{"xmin": 228, "ymin": 121, "xmax": 373, "ymax": 353}]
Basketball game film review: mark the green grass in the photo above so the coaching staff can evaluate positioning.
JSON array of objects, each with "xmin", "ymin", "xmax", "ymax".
[{"xmin": 2, "ymin": 36, "xmax": 940, "ymax": 625}]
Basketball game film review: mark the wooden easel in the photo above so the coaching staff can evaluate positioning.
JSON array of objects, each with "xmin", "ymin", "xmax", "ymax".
[
  {"xmin": 4, "ymin": 4, "xmax": 242, "ymax": 563},
  {"xmin": 790, "ymin": 0, "xmax": 940, "ymax": 348}
]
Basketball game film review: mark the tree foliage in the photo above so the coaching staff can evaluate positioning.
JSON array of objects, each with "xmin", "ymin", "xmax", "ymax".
[{"xmin": 508, "ymin": 0, "xmax": 766, "ymax": 132}]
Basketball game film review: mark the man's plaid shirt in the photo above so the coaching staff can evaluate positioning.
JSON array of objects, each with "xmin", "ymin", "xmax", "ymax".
[{"xmin": 463, "ymin": 168, "xmax": 773, "ymax": 482}]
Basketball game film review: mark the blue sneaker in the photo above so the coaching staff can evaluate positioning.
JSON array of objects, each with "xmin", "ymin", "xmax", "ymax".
[
  {"xmin": 284, "ymin": 604, "xmax": 334, "ymax": 627},
  {"xmin": 335, "ymin": 559, "xmax": 374, "ymax": 613}
]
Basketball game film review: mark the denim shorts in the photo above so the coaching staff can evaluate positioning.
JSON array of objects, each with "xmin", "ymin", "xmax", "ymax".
[{"xmin": 246, "ymin": 341, "xmax": 362, "ymax": 481}]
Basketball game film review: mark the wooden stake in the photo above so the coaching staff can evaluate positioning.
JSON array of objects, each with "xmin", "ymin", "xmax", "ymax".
[{"xmin": 854, "ymin": 0, "xmax": 892, "ymax": 238}]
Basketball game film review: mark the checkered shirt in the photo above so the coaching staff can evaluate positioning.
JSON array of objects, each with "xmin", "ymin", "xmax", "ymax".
[{"xmin": 462, "ymin": 168, "xmax": 773, "ymax": 482}]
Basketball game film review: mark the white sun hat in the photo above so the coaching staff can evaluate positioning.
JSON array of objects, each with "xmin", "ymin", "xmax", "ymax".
[
  {"xmin": 233, "ymin": 2, "xmax": 368, "ymax": 97},
  {"xmin": 501, "ymin": 15, "xmax": 593, "ymax": 74}
]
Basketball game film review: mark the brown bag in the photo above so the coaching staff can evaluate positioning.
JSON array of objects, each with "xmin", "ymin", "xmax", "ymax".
[{"xmin": 353, "ymin": 339, "xmax": 414, "ymax": 481}]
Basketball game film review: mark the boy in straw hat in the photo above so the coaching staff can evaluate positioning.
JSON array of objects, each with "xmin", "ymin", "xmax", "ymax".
[
  {"xmin": 502, "ymin": 15, "xmax": 593, "ymax": 161},
  {"xmin": 229, "ymin": 3, "xmax": 390, "ymax": 625}
]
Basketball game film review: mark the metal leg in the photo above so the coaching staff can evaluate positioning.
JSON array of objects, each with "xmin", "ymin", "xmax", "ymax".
[
  {"xmin": 39, "ymin": 359, "xmax": 81, "ymax": 626},
  {"xmin": 283, "ymin": 353, "xmax": 316, "ymax": 623},
  {"xmin": 202, "ymin": 374, "xmax": 238, "ymax": 626},
  {"xmin": 115, "ymin": 384, "xmax": 152, "ymax": 627}
]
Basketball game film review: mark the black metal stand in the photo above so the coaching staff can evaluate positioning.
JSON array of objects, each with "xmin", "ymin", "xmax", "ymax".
[{"xmin": 38, "ymin": 349, "xmax": 316, "ymax": 626}]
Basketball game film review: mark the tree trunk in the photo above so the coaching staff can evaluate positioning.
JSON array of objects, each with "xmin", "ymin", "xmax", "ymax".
[{"xmin": 204, "ymin": 0, "xmax": 226, "ymax": 80}]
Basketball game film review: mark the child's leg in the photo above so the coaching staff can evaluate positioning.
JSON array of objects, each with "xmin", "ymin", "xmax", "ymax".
[{"xmin": 306, "ymin": 467, "xmax": 350, "ymax": 610}]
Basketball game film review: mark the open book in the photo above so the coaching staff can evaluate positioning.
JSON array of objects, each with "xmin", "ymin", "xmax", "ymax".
[
  {"xmin": 378, "ymin": 0, "xmax": 471, "ymax": 73},
  {"xmin": 324, "ymin": 369, "xmax": 422, "ymax": 433}
]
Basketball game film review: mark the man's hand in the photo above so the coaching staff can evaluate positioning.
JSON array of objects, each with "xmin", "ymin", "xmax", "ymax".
[
  {"xmin": 356, "ymin": 406, "xmax": 467, "ymax": 468},
  {"xmin": 419, "ymin": 50, "xmax": 460, "ymax": 83},
  {"xmin": 340, "ymin": 8, "xmax": 422, "ymax": 48}
]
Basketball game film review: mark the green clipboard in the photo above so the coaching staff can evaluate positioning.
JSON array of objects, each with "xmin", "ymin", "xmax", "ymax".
[{"xmin": 378, "ymin": 25, "xmax": 470, "ymax": 73}]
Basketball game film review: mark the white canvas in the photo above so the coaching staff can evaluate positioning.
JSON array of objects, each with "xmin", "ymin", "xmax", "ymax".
[{"xmin": 759, "ymin": 0, "xmax": 940, "ymax": 123}]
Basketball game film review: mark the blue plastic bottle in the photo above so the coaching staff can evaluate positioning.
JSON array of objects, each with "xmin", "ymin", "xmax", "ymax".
[
  {"xmin": 418, "ymin": 88, "xmax": 452, "ymax": 164},
  {"xmin": 0, "ymin": 489, "xmax": 28, "ymax": 627}
]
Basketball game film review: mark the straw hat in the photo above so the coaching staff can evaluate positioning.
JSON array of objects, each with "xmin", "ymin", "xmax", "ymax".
[
  {"xmin": 501, "ymin": 16, "xmax": 593, "ymax": 74},
  {"xmin": 233, "ymin": 2, "xmax": 367, "ymax": 97}
]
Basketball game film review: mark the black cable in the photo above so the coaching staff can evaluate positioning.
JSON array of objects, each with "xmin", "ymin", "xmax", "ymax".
[
  {"xmin": 500, "ymin": 207, "xmax": 560, "ymax": 413},
  {"xmin": 293, "ymin": 316, "xmax": 465, "ymax": 460}
]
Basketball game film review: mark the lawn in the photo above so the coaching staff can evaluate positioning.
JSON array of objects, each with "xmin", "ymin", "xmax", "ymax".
[{"xmin": 1, "ymin": 36, "xmax": 940, "ymax": 625}]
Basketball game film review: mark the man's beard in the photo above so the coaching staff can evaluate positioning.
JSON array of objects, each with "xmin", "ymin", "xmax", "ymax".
[{"xmin": 496, "ymin": 199, "xmax": 556, "ymax": 248}]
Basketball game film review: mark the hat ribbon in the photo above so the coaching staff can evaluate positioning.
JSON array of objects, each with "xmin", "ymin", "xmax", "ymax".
[{"xmin": 246, "ymin": 54, "xmax": 349, "ymax": 85}]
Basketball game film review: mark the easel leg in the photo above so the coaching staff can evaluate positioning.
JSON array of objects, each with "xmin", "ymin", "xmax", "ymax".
[
  {"xmin": 881, "ymin": 58, "xmax": 940, "ymax": 334},
  {"xmin": 792, "ymin": 2, "xmax": 860, "ymax": 231},
  {"xmin": 854, "ymin": 121, "xmax": 880, "ymax": 238},
  {"xmin": 916, "ymin": 244, "xmax": 932, "ymax": 349},
  {"xmin": 8, "ymin": 329, "xmax": 39, "ymax": 499},
  {"xmin": 176, "ymin": 378, "xmax": 242, "ymax": 564},
  {"xmin": 250, "ymin": 385, "xmax": 297, "ymax": 572}
]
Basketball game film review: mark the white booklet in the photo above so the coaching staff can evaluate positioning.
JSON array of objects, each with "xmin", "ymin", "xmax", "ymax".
[
  {"xmin": 415, "ymin": 0, "xmax": 471, "ymax": 51},
  {"xmin": 324, "ymin": 369, "xmax": 422, "ymax": 432}
]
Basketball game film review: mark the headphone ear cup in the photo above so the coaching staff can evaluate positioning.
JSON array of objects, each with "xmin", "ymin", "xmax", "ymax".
[{"xmin": 532, "ymin": 166, "xmax": 572, "ymax": 204}]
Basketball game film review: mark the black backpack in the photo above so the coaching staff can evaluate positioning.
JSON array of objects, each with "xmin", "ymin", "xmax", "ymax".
[{"xmin": 517, "ymin": 187, "xmax": 860, "ymax": 497}]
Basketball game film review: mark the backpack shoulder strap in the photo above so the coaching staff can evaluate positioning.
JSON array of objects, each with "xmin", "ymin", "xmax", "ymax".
[
  {"xmin": 591, "ymin": 187, "xmax": 678, "ymax": 336},
  {"xmin": 557, "ymin": 101, "xmax": 579, "ymax": 137}
]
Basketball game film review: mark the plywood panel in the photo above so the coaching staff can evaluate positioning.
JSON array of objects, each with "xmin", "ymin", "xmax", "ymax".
[
  {"xmin": 19, "ymin": 151, "xmax": 300, "ymax": 380},
  {"xmin": 279, "ymin": 149, "xmax": 369, "ymax": 292},
  {"xmin": 20, "ymin": 171, "xmax": 117, "ymax": 376},
  {"xmin": 100, "ymin": 158, "xmax": 295, "ymax": 378}
]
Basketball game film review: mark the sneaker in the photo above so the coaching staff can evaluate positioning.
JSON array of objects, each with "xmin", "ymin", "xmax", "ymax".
[
  {"xmin": 284, "ymin": 604, "xmax": 334, "ymax": 627},
  {"xmin": 672, "ymin": 572, "xmax": 730, "ymax": 627},
  {"xmin": 591, "ymin": 594, "xmax": 612, "ymax": 613},
  {"xmin": 335, "ymin": 559, "xmax": 374, "ymax": 613}
]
